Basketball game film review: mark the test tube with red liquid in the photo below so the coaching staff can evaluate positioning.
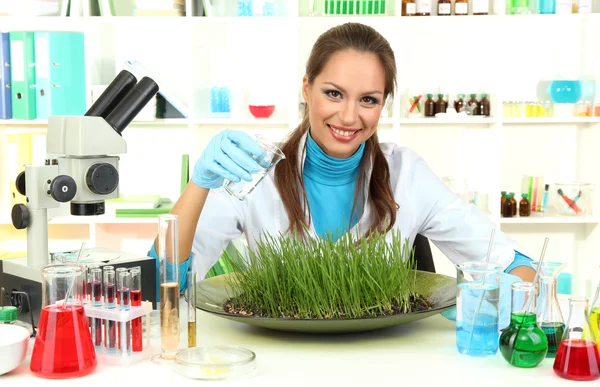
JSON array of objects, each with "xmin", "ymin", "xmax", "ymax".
[
  {"xmin": 130, "ymin": 267, "xmax": 143, "ymax": 352},
  {"xmin": 115, "ymin": 268, "xmax": 127, "ymax": 305},
  {"xmin": 90, "ymin": 268, "xmax": 103, "ymax": 349},
  {"xmin": 104, "ymin": 269, "xmax": 117, "ymax": 353},
  {"xmin": 118, "ymin": 271, "xmax": 131, "ymax": 355}
]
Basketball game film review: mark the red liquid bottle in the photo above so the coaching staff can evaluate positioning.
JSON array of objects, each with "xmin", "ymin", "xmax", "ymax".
[
  {"xmin": 30, "ymin": 265, "xmax": 97, "ymax": 379},
  {"xmin": 130, "ymin": 268, "xmax": 144, "ymax": 352},
  {"xmin": 553, "ymin": 297, "xmax": 600, "ymax": 381}
]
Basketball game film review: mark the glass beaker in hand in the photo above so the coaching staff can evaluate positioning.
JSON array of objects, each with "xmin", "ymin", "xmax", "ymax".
[
  {"xmin": 455, "ymin": 262, "xmax": 501, "ymax": 357},
  {"xmin": 553, "ymin": 297, "xmax": 600, "ymax": 381},
  {"xmin": 532, "ymin": 261, "xmax": 566, "ymax": 358},
  {"xmin": 499, "ymin": 282, "xmax": 548, "ymax": 368},
  {"xmin": 30, "ymin": 264, "xmax": 97, "ymax": 379},
  {"xmin": 224, "ymin": 134, "xmax": 286, "ymax": 201}
]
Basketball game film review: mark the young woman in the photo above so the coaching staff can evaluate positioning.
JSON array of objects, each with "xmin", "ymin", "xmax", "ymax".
[{"xmin": 149, "ymin": 22, "xmax": 534, "ymax": 325}]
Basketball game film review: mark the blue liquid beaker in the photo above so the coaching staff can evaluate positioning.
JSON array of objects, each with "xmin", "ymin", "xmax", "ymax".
[
  {"xmin": 549, "ymin": 80, "xmax": 582, "ymax": 104},
  {"xmin": 538, "ymin": 0, "xmax": 555, "ymax": 13},
  {"xmin": 210, "ymin": 86, "xmax": 231, "ymax": 118}
]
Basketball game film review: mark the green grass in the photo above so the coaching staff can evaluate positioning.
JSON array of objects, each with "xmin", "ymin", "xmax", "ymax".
[{"xmin": 222, "ymin": 230, "xmax": 425, "ymax": 319}]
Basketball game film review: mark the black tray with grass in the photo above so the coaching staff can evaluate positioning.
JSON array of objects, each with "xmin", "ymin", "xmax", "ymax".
[{"xmin": 195, "ymin": 230, "xmax": 456, "ymax": 333}]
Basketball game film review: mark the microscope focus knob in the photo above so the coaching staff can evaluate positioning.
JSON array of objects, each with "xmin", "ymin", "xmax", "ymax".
[
  {"xmin": 15, "ymin": 171, "xmax": 26, "ymax": 196},
  {"xmin": 50, "ymin": 175, "xmax": 77, "ymax": 203},
  {"xmin": 86, "ymin": 163, "xmax": 119, "ymax": 195},
  {"xmin": 11, "ymin": 204, "xmax": 29, "ymax": 229}
]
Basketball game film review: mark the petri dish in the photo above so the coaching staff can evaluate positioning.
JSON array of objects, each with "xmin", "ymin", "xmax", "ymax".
[{"xmin": 173, "ymin": 346, "xmax": 256, "ymax": 380}]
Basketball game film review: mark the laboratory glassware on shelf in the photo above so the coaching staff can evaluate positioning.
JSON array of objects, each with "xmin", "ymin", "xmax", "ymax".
[
  {"xmin": 499, "ymin": 282, "xmax": 548, "ymax": 368},
  {"xmin": 553, "ymin": 297, "xmax": 600, "ymax": 381},
  {"xmin": 30, "ymin": 264, "xmax": 97, "ymax": 379},
  {"xmin": 455, "ymin": 262, "xmax": 501, "ymax": 357},
  {"xmin": 531, "ymin": 261, "xmax": 566, "ymax": 358},
  {"xmin": 153, "ymin": 214, "xmax": 181, "ymax": 363}
]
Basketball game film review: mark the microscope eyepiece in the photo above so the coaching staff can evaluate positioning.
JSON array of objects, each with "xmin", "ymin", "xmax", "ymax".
[
  {"xmin": 85, "ymin": 70, "xmax": 137, "ymax": 118},
  {"xmin": 106, "ymin": 77, "xmax": 159, "ymax": 135}
]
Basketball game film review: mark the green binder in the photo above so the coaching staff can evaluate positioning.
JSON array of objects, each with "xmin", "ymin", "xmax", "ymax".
[{"xmin": 9, "ymin": 32, "xmax": 36, "ymax": 120}]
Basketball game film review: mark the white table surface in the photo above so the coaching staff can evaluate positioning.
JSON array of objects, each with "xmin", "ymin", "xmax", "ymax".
[{"xmin": 3, "ymin": 298, "xmax": 586, "ymax": 387}]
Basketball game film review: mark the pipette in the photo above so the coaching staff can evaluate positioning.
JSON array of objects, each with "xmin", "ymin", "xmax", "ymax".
[{"xmin": 467, "ymin": 229, "xmax": 495, "ymax": 352}]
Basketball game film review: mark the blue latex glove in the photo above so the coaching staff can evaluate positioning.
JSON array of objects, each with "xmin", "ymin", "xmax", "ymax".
[
  {"xmin": 192, "ymin": 130, "xmax": 266, "ymax": 189},
  {"xmin": 442, "ymin": 272, "xmax": 521, "ymax": 330}
]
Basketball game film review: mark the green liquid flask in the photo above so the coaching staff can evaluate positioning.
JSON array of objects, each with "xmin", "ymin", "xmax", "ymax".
[
  {"xmin": 532, "ymin": 261, "xmax": 566, "ymax": 358},
  {"xmin": 499, "ymin": 282, "xmax": 548, "ymax": 368}
]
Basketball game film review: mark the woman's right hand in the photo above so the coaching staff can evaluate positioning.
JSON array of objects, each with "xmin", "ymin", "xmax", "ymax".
[{"xmin": 192, "ymin": 130, "xmax": 265, "ymax": 189}]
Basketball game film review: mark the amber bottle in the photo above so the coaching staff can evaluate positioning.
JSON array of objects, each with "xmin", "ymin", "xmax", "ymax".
[
  {"xmin": 437, "ymin": 0, "xmax": 451, "ymax": 15},
  {"xmin": 455, "ymin": 94, "xmax": 465, "ymax": 112},
  {"xmin": 501, "ymin": 191, "xmax": 507, "ymax": 211},
  {"xmin": 468, "ymin": 94, "xmax": 480, "ymax": 115},
  {"xmin": 402, "ymin": 0, "xmax": 417, "ymax": 15},
  {"xmin": 454, "ymin": 0, "xmax": 468, "ymax": 15},
  {"xmin": 479, "ymin": 93, "xmax": 491, "ymax": 116},
  {"xmin": 435, "ymin": 94, "xmax": 447, "ymax": 114},
  {"xmin": 519, "ymin": 194, "xmax": 531, "ymax": 217},
  {"xmin": 509, "ymin": 192, "xmax": 517, "ymax": 216},
  {"xmin": 424, "ymin": 94, "xmax": 435, "ymax": 117},
  {"xmin": 415, "ymin": 0, "xmax": 431, "ymax": 15},
  {"xmin": 502, "ymin": 194, "xmax": 514, "ymax": 218}
]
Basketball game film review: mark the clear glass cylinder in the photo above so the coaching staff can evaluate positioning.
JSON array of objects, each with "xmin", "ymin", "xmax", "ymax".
[
  {"xmin": 455, "ymin": 262, "xmax": 501, "ymax": 357},
  {"xmin": 30, "ymin": 264, "xmax": 97, "ymax": 379},
  {"xmin": 157, "ymin": 214, "xmax": 180, "ymax": 360},
  {"xmin": 553, "ymin": 297, "xmax": 600, "ymax": 381},
  {"xmin": 499, "ymin": 282, "xmax": 548, "ymax": 368}
]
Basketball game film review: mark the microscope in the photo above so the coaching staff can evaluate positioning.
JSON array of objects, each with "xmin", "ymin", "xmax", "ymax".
[{"xmin": 0, "ymin": 70, "xmax": 161, "ymax": 325}]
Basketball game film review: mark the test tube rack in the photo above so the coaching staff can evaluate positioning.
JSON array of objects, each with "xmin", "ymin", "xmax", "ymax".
[{"xmin": 84, "ymin": 301, "xmax": 153, "ymax": 366}]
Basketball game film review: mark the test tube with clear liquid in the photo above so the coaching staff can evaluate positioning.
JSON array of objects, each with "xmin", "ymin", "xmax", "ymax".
[
  {"xmin": 115, "ymin": 268, "xmax": 127, "ymax": 305},
  {"xmin": 104, "ymin": 270, "xmax": 117, "ymax": 353},
  {"xmin": 152, "ymin": 214, "xmax": 180, "ymax": 362},
  {"xmin": 118, "ymin": 271, "xmax": 131, "ymax": 355},
  {"xmin": 187, "ymin": 268, "xmax": 196, "ymax": 348}
]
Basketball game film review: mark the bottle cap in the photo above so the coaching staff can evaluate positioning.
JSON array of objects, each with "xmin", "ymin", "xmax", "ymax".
[
  {"xmin": 438, "ymin": 93, "xmax": 444, "ymax": 98},
  {"xmin": 427, "ymin": 93, "xmax": 433, "ymax": 98},
  {"xmin": 501, "ymin": 191, "xmax": 506, "ymax": 195},
  {"xmin": 522, "ymin": 193, "xmax": 528, "ymax": 198},
  {"xmin": 460, "ymin": 94, "xmax": 465, "ymax": 98},
  {"xmin": 0, "ymin": 306, "xmax": 18, "ymax": 323},
  {"xmin": 482, "ymin": 93, "xmax": 488, "ymax": 97},
  {"xmin": 470, "ymin": 93, "xmax": 477, "ymax": 97}
]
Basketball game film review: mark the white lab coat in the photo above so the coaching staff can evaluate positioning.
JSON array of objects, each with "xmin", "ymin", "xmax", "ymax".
[{"xmin": 191, "ymin": 132, "xmax": 520, "ymax": 279}]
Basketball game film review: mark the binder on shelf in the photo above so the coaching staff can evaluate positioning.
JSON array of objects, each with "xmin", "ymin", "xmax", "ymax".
[
  {"xmin": 34, "ymin": 31, "xmax": 86, "ymax": 120},
  {"xmin": 9, "ymin": 32, "xmax": 36, "ymax": 120},
  {"xmin": 0, "ymin": 32, "xmax": 12, "ymax": 119}
]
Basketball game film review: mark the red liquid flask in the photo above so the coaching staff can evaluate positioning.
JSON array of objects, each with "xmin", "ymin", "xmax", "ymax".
[
  {"xmin": 553, "ymin": 297, "xmax": 600, "ymax": 381},
  {"xmin": 30, "ymin": 264, "xmax": 97, "ymax": 379}
]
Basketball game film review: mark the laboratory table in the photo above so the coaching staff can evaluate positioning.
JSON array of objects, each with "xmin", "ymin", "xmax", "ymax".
[{"xmin": 3, "ymin": 298, "xmax": 585, "ymax": 387}]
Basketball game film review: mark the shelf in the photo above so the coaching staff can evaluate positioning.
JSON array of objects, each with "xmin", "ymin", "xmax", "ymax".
[
  {"xmin": 193, "ymin": 118, "xmax": 291, "ymax": 126},
  {"xmin": 499, "ymin": 216, "xmax": 600, "ymax": 224},
  {"xmin": 399, "ymin": 117, "xmax": 498, "ymax": 125},
  {"xmin": 0, "ymin": 216, "xmax": 160, "ymax": 225},
  {"xmin": 502, "ymin": 117, "xmax": 600, "ymax": 124}
]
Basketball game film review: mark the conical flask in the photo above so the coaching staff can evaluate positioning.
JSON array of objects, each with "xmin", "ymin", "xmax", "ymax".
[
  {"xmin": 532, "ymin": 261, "xmax": 566, "ymax": 358},
  {"xmin": 553, "ymin": 297, "xmax": 600, "ymax": 381}
]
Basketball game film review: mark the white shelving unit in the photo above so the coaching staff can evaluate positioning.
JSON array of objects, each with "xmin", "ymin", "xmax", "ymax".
[{"xmin": 1, "ymin": 8, "xmax": 599, "ymax": 296}]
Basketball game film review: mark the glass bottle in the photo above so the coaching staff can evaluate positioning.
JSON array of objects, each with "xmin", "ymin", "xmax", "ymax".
[
  {"xmin": 590, "ymin": 280, "xmax": 600, "ymax": 353},
  {"xmin": 415, "ymin": 0, "xmax": 431, "ymax": 15},
  {"xmin": 467, "ymin": 94, "xmax": 480, "ymax": 115},
  {"xmin": 479, "ymin": 93, "xmax": 491, "ymax": 116},
  {"xmin": 499, "ymin": 282, "xmax": 548, "ymax": 368},
  {"xmin": 553, "ymin": 297, "xmax": 600, "ymax": 381},
  {"xmin": 509, "ymin": 192, "xmax": 517, "ymax": 216},
  {"xmin": 532, "ymin": 261, "xmax": 566, "ymax": 358},
  {"xmin": 519, "ymin": 194, "xmax": 530, "ymax": 217},
  {"xmin": 454, "ymin": 0, "xmax": 468, "ymax": 14},
  {"xmin": 424, "ymin": 94, "xmax": 435, "ymax": 117},
  {"xmin": 502, "ymin": 193, "xmax": 514, "ymax": 218},
  {"xmin": 455, "ymin": 94, "xmax": 465, "ymax": 112},
  {"xmin": 402, "ymin": 0, "xmax": 417, "ymax": 15},
  {"xmin": 437, "ymin": 0, "xmax": 451, "ymax": 15},
  {"xmin": 501, "ymin": 191, "xmax": 507, "ymax": 210},
  {"xmin": 435, "ymin": 94, "xmax": 447, "ymax": 114},
  {"xmin": 472, "ymin": 0, "xmax": 489, "ymax": 14}
]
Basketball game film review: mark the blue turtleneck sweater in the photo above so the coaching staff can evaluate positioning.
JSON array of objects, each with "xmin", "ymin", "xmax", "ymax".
[{"xmin": 303, "ymin": 132, "xmax": 365, "ymax": 241}]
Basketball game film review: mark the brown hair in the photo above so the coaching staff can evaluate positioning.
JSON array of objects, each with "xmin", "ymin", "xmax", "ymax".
[{"xmin": 274, "ymin": 22, "xmax": 398, "ymax": 238}]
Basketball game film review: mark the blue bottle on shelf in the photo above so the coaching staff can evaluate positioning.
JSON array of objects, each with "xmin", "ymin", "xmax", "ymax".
[
  {"xmin": 549, "ymin": 80, "xmax": 582, "ymax": 104},
  {"xmin": 538, "ymin": 0, "xmax": 555, "ymax": 13},
  {"xmin": 237, "ymin": 0, "xmax": 253, "ymax": 16},
  {"xmin": 210, "ymin": 86, "xmax": 231, "ymax": 118}
]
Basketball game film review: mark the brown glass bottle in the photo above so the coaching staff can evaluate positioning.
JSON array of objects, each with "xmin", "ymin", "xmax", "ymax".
[
  {"xmin": 435, "ymin": 94, "xmax": 447, "ymax": 114},
  {"xmin": 402, "ymin": 0, "xmax": 417, "ymax": 15},
  {"xmin": 415, "ymin": 0, "xmax": 431, "ymax": 15},
  {"xmin": 502, "ymin": 194, "xmax": 514, "ymax": 218},
  {"xmin": 509, "ymin": 192, "xmax": 517, "ymax": 216},
  {"xmin": 454, "ymin": 0, "xmax": 468, "ymax": 15},
  {"xmin": 437, "ymin": 0, "xmax": 451, "ymax": 15},
  {"xmin": 468, "ymin": 94, "xmax": 480, "ymax": 115},
  {"xmin": 455, "ymin": 94, "xmax": 465, "ymax": 112},
  {"xmin": 479, "ymin": 93, "xmax": 491, "ymax": 116},
  {"xmin": 519, "ymin": 194, "xmax": 531, "ymax": 217},
  {"xmin": 424, "ymin": 94, "xmax": 435, "ymax": 117},
  {"xmin": 501, "ymin": 191, "xmax": 507, "ymax": 211}
]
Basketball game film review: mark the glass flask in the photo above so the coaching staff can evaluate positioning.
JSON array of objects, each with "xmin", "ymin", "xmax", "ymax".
[
  {"xmin": 553, "ymin": 297, "xmax": 600, "ymax": 381},
  {"xmin": 589, "ymin": 280, "xmax": 600, "ymax": 354},
  {"xmin": 499, "ymin": 282, "xmax": 548, "ymax": 368},
  {"xmin": 531, "ymin": 261, "xmax": 566, "ymax": 358},
  {"xmin": 30, "ymin": 264, "xmax": 97, "ymax": 379}
]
